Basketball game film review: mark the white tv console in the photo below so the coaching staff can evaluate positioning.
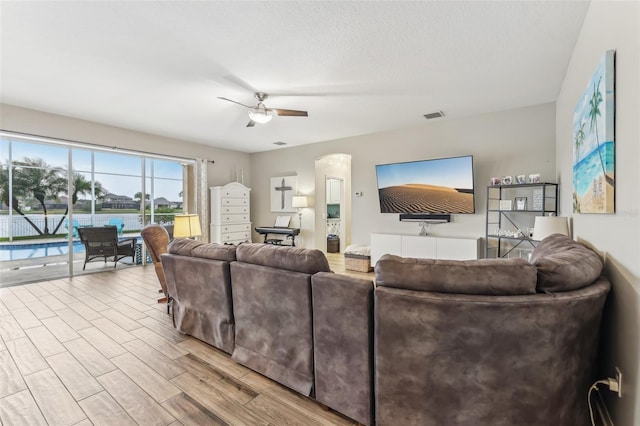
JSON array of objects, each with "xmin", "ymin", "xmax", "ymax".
[{"xmin": 370, "ymin": 233, "xmax": 481, "ymax": 266}]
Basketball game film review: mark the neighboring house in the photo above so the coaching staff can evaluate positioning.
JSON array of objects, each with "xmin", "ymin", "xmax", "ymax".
[
  {"xmin": 153, "ymin": 197, "xmax": 171, "ymax": 208},
  {"xmin": 103, "ymin": 193, "xmax": 138, "ymax": 209}
]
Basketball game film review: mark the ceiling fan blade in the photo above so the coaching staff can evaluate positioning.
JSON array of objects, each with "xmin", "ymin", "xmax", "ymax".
[
  {"xmin": 218, "ymin": 97, "xmax": 254, "ymax": 109},
  {"xmin": 246, "ymin": 120, "xmax": 256, "ymax": 128},
  {"xmin": 272, "ymin": 108, "xmax": 308, "ymax": 117},
  {"xmin": 222, "ymin": 74, "xmax": 257, "ymax": 94}
]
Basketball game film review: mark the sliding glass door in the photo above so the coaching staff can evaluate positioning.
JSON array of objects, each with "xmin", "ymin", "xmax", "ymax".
[
  {"xmin": 0, "ymin": 132, "xmax": 190, "ymax": 287},
  {"xmin": 0, "ymin": 139, "xmax": 71, "ymax": 285}
]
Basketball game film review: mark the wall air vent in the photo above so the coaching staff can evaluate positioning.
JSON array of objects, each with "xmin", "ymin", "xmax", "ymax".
[
  {"xmin": 273, "ymin": 141, "xmax": 287, "ymax": 146},
  {"xmin": 423, "ymin": 111, "xmax": 445, "ymax": 120}
]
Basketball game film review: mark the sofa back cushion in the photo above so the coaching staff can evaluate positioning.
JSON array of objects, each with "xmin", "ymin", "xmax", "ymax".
[
  {"xmin": 374, "ymin": 278, "xmax": 611, "ymax": 426},
  {"xmin": 168, "ymin": 239, "xmax": 237, "ymax": 262},
  {"xmin": 530, "ymin": 234, "xmax": 603, "ymax": 292},
  {"xmin": 161, "ymin": 253, "xmax": 235, "ymax": 353},
  {"xmin": 167, "ymin": 238, "xmax": 204, "ymax": 255},
  {"xmin": 192, "ymin": 243, "xmax": 237, "ymax": 262},
  {"xmin": 375, "ymin": 255, "xmax": 537, "ymax": 296},
  {"xmin": 236, "ymin": 243, "xmax": 330, "ymax": 274},
  {"xmin": 230, "ymin": 261, "xmax": 316, "ymax": 395}
]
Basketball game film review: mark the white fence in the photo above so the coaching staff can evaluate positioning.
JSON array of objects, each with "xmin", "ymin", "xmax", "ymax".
[{"xmin": 0, "ymin": 213, "xmax": 150, "ymax": 239}]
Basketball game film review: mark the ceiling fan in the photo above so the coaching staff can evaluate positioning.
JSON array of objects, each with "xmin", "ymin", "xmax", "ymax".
[{"xmin": 218, "ymin": 92, "xmax": 308, "ymax": 127}]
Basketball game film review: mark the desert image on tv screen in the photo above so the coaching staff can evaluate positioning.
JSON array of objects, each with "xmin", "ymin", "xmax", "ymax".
[{"xmin": 376, "ymin": 156, "xmax": 475, "ymax": 214}]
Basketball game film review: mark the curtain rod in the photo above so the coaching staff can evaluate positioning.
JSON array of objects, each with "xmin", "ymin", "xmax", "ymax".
[{"xmin": 0, "ymin": 129, "xmax": 215, "ymax": 164}]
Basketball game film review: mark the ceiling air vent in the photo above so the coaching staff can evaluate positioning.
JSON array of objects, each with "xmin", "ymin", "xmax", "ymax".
[
  {"xmin": 273, "ymin": 141, "xmax": 287, "ymax": 146},
  {"xmin": 423, "ymin": 111, "xmax": 444, "ymax": 120}
]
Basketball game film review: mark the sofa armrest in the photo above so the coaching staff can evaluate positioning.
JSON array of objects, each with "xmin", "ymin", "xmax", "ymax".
[{"xmin": 312, "ymin": 272, "xmax": 374, "ymax": 426}]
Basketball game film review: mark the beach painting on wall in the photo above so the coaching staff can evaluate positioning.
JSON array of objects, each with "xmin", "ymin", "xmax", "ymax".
[{"xmin": 573, "ymin": 50, "xmax": 615, "ymax": 214}]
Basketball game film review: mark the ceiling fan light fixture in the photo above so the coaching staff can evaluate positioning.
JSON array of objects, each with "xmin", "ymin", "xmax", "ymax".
[{"xmin": 248, "ymin": 104, "xmax": 274, "ymax": 124}]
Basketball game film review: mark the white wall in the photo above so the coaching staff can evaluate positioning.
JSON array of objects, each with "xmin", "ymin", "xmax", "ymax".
[
  {"xmin": 0, "ymin": 104, "xmax": 251, "ymax": 187},
  {"xmin": 250, "ymin": 103, "xmax": 556, "ymax": 249},
  {"xmin": 555, "ymin": 2, "xmax": 640, "ymax": 424},
  {"xmin": 2, "ymin": 102, "xmax": 556, "ymax": 253}
]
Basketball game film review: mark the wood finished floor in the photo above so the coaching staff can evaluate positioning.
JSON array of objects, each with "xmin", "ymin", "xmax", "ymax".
[{"xmin": 0, "ymin": 254, "xmax": 370, "ymax": 426}]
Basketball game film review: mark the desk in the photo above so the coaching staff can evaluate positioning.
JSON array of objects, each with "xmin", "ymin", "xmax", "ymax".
[{"xmin": 255, "ymin": 227, "xmax": 300, "ymax": 247}]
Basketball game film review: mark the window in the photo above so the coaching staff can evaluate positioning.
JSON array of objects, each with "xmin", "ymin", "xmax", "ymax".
[{"xmin": 1, "ymin": 133, "xmax": 192, "ymax": 241}]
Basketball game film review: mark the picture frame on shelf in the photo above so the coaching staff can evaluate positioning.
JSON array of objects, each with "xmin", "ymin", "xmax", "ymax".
[
  {"xmin": 516, "ymin": 175, "xmax": 527, "ymax": 184},
  {"xmin": 490, "ymin": 177, "xmax": 501, "ymax": 186},
  {"xmin": 532, "ymin": 188, "xmax": 543, "ymax": 210},
  {"xmin": 514, "ymin": 197, "xmax": 527, "ymax": 210},
  {"xmin": 529, "ymin": 173, "xmax": 540, "ymax": 183},
  {"xmin": 499, "ymin": 200, "xmax": 513, "ymax": 211},
  {"xmin": 502, "ymin": 176, "xmax": 513, "ymax": 185}
]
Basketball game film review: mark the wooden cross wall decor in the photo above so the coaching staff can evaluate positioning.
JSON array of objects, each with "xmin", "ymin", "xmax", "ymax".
[{"xmin": 270, "ymin": 176, "xmax": 297, "ymax": 212}]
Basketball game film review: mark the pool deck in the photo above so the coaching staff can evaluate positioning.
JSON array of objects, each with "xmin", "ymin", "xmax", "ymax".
[
  {"xmin": 1, "ymin": 254, "xmax": 141, "ymax": 288},
  {"xmin": 0, "ymin": 234, "xmax": 143, "ymax": 287},
  {"xmin": 0, "ymin": 236, "xmax": 70, "ymax": 245}
]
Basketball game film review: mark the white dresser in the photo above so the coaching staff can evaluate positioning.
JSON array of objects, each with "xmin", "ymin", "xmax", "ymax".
[{"xmin": 210, "ymin": 182, "xmax": 252, "ymax": 245}]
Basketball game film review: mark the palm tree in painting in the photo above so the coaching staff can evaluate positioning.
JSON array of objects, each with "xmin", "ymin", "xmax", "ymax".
[
  {"xmin": 572, "ymin": 122, "xmax": 585, "ymax": 214},
  {"xmin": 574, "ymin": 121, "xmax": 586, "ymax": 163},
  {"xmin": 588, "ymin": 76, "xmax": 615, "ymax": 186}
]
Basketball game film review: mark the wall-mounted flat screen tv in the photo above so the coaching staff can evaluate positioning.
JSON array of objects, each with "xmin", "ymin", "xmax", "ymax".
[{"xmin": 375, "ymin": 155, "xmax": 475, "ymax": 214}]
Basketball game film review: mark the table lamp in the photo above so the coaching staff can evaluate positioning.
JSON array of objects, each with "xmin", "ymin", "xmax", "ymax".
[
  {"xmin": 173, "ymin": 214, "xmax": 202, "ymax": 239},
  {"xmin": 532, "ymin": 216, "xmax": 570, "ymax": 241},
  {"xmin": 291, "ymin": 195, "xmax": 309, "ymax": 228}
]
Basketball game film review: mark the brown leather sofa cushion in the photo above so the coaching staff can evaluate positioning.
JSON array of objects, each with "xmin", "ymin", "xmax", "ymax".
[
  {"xmin": 312, "ymin": 272, "xmax": 374, "ymax": 425},
  {"xmin": 192, "ymin": 244, "xmax": 237, "ymax": 262},
  {"xmin": 167, "ymin": 238, "xmax": 204, "ymax": 255},
  {"xmin": 236, "ymin": 243, "xmax": 330, "ymax": 274},
  {"xmin": 168, "ymin": 239, "xmax": 236, "ymax": 262},
  {"xmin": 161, "ymin": 253, "xmax": 235, "ymax": 354},
  {"xmin": 375, "ymin": 255, "xmax": 537, "ymax": 295},
  {"xmin": 374, "ymin": 277, "xmax": 611, "ymax": 425},
  {"xmin": 530, "ymin": 233, "xmax": 603, "ymax": 292}
]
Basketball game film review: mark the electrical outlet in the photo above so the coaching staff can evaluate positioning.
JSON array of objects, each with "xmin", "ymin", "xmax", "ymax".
[{"xmin": 615, "ymin": 367, "xmax": 622, "ymax": 398}]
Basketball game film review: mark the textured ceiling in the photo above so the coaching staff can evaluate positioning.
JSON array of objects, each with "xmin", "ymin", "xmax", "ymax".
[{"xmin": 0, "ymin": 1, "xmax": 589, "ymax": 153}]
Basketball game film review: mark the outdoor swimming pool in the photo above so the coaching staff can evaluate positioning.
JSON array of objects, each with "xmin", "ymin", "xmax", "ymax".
[{"xmin": 0, "ymin": 241, "xmax": 85, "ymax": 262}]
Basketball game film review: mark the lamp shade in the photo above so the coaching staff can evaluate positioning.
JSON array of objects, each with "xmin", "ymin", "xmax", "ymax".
[
  {"xmin": 532, "ymin": 216, "xmax": 569, "ymax": 241},
  {"xmin": 248, "ymin": 109, "xmax": 274, "ymax": 124},
  {"xmin": 173, "ymin": 214, "xmax": 202, "ymax": 238},
  {"xmin": 291, "ymin": 195, "xmax": 309, "ymax": 208}
]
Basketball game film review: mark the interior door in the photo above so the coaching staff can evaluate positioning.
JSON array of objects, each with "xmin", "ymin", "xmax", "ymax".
[{"xmin": 326, "ymin": 177, "xmax": 344, "ymax": 252}]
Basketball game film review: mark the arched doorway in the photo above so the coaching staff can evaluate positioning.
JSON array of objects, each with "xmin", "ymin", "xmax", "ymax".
[{"xmin": 314, "ymin": 154, "xmax": 352, "ymax": 252}]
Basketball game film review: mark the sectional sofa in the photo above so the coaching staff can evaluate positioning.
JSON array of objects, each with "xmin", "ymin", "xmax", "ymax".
[{"xmin": 161, "ymin": 234, "xmax": 610, "ymax": 426}]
